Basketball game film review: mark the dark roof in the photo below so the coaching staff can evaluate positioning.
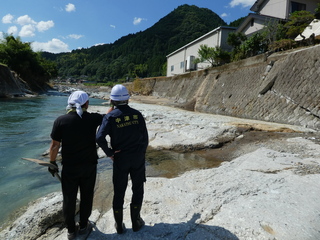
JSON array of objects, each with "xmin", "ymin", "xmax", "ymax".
[{"xmin": 250, "ymin": 0, "xmax": 266, "ymax": 12}]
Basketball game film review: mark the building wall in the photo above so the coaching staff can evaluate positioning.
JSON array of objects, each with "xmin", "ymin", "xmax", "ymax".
[
  {"xmin": 166, "ymin": 28, "xmax": 235, "ymax": 76},
  {"xmin": 239, "ymin": 0, "xmax": 319, "ymax": 37},
  {"xmin": 259, "ymin": 0, "xmax": 319, "ymax": 19},
  {"xmin": 296, "ymin": 0, "xmax": 319, "ymax": 14},
  {"xmin": 258, "ymin": 0, "xmax": 288, "ymax": 19},
  {"xmin": 241, "ymin": 17, "xmax": 269, "ymax": 36},
  {"xmin": 166, "ymin": 50, "xmax": 186, "ymax": 76}
]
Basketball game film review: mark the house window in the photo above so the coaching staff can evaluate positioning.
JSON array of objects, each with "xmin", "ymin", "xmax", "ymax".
[
  {"xmin": 251, "ymin": 19, "xmax": 254, "ymax": 27},
  {"xmin": 290, "ymin": 1, "xmax": 306, "ymax": 13},
  {"xmin": 180, "ymin": 61, "xmax": 184, "ymax": 69},
  {"xmin": 171, "ymin": 65, "xmax": 174, "ymax": 72}
]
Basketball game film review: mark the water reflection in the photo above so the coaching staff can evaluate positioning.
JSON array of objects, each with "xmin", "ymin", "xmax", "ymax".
[{"xmin": 145, "ymin": 148, "xmax": 223, "ymax": 178}]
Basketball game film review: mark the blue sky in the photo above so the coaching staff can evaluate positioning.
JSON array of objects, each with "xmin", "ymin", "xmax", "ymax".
[{"xmin": 0, "ymin": 0, "xmax": 256, "ymax": 53}]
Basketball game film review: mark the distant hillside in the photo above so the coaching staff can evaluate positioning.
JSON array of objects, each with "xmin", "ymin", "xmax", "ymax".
[
  {"xmin": 43, "ymin": 4, "xmax": 228, "ymax": 82},
  {"xmin": 229, "ymin": 16, "xmax": 246, "ymax": 27}
]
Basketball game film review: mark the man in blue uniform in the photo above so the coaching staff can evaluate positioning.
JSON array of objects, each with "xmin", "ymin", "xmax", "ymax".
[
  {"xmin": 96, "ymin": 84, "xmax": 148, "ymax": 234},
  {"xmin": 49, "ymin": 91, "xmax": 103, "ymax": 239}
]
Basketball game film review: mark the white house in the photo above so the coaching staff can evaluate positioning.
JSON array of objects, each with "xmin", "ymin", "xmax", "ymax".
[
  {"xmin": 237, "ymin": 0, "xmax": 319, "ymax": 36},
  {"xmin": 166, "ymin": 26, "xmax": 236, "ymax": 76},
  {"xmin": 166, "ymin": 0, "xmax": 319, "ymax": 76}
]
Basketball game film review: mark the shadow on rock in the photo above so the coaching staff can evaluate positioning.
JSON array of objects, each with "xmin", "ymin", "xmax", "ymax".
[{"xmin": 89, "ymin": 213, "xmax": 239, "ymax": 240}]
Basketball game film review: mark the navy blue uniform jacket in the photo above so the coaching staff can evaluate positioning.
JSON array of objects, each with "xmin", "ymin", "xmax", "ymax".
[{"xmin": 96, "ymin": 105, "xmax": 148, "ymax": 157}]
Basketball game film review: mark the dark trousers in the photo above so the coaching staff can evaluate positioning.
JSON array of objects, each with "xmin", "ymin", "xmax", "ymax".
[
  {"xmin": 112, "ymin": 153, "xmax": 146, "ymax": 209},
  {"xmin": 61, "ymin": 164, "xmax": 97, "ymax": 232}
]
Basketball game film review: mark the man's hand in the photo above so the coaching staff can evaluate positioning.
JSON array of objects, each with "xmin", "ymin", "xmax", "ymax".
[
  {"xmin": 48, "ymin": 161, "xmax": 59, "ymax": 177},
  {"xmin": 106, "ymin": 106, "xmax": 114, "ymax": 114},
  {"xmin": 109, "ymin": 150, "xmax": 121, "ymax": 161}
]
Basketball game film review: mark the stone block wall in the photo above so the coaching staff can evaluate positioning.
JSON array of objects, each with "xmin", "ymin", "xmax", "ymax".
[{"xmin": 140, "ymin": 45, "xmax": 320, "ymax": 130}]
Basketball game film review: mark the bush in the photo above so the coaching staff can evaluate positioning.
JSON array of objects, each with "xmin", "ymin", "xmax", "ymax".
[{"xmin": 269, "ymin": 39, "xmax": 297, "ymax": 52}]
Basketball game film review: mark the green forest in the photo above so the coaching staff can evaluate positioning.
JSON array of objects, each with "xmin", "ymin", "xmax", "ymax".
[{"xmin": 42, "ymin": 4, "xmax": 234, "ymax": 83}]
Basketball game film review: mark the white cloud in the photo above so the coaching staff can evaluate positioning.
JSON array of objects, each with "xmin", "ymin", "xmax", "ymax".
[
  {"xmin": 2, "ymin": 14, "xmax": 14, "ymax": 24},
  {"xmin": 68, "ymin": 34, "xmax": 84, "ymax": 39},
  {"xmin": 133, "ymin": 17, "xmax": 146, "ymax": 25},
  {"xmin": 7, "ymin": 26, "xmax": 18, "ymax": 35},
  {"xmin": 220, "ymin": 13, "xmax": 228, "ymax": 18},
  {"xmin": 19, "ymin": 24, "xmax": 36, "ymax": 37},
  {"xmin": 229, "ymin": 0, "xmax": 255, "ymax": 8},
  {"xmin": 37, "ymin": 20, "xmax": 54, "ymax": 32},
  {"xmin": 16, "ymin": 15, "xmax": 36, "ymax": 26},
  {"xmin": 4, "ymin": 15, "xmax": 54, "ymax": 38},
  {"xmin": 66, "ymin": 3, "xmax": 76, "ymax": 12},
  {"xmin": 110, "ymin": 25, "xmax": 116, "ymax": 29},
  {"xmin": 31, "ymin": 38, "xmax": 70, "ymax": 53}
]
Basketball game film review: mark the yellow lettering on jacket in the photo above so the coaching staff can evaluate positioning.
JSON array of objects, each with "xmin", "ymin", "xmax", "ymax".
[{"xmin": 116, "ymin": 119, "xmax": 139, "ymax": 128}]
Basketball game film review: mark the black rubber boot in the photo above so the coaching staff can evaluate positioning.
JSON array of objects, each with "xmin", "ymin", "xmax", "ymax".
[
  {"xmin": 113, "ymin": 209, "xmax": 126, "ymax": 234},
  {"xmin": 130, "ymin": 204, "xmax": 145, "ymax": 232}
]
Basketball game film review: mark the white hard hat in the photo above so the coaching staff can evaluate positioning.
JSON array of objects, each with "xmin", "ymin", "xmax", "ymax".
[{"xmin": 110, "ymin": 84, "xmax": 130, "ymax": 101}]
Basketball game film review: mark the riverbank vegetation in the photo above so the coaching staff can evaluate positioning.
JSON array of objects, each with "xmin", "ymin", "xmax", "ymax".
[{"xmin": 0, "ymin": 35, "xmax": 57, "ymax": 91}]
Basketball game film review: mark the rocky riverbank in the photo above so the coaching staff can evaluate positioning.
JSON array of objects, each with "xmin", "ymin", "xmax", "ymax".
[{"xmin": 1, "ymin": 96, "xmax": 320, "ymax": 240}]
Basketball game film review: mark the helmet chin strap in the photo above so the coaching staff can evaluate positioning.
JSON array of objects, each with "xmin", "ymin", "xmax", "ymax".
[{"xmin": 111, "ymin": 100, "xmax": 128, "ymax": 107}]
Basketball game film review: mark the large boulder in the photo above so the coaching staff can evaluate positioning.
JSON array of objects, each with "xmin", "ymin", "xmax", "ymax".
[{"xmin": 0, "ymin": 192, "xmax": 65, "ymax": 240}]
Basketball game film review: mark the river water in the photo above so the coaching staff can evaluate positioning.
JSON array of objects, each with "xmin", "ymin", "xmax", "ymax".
[
  {"xmin": 0, "ymin": 93, "xmax": 222, "ymax": 230},
  {"xmin": 0, "ymin": 93, "xmax": 107, "ymax": 229}
]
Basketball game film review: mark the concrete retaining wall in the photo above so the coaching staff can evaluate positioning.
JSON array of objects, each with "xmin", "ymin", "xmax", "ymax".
[{"xmin": 138, "ymin": 45, "xmax": 320, "ymax": 130}]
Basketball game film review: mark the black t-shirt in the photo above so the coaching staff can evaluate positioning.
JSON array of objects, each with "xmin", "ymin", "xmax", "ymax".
[{"xmin": 51, "ymin": 111, "xmax": 103, "ymax": 166}]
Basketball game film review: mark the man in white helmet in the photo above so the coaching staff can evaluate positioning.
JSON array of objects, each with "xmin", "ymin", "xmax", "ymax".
[
  {"xmin": 96, "ymin": 84, "xmax": 149, "ymax": 234},
  {"xmin": 49, "ymin": 91, "xmax": 104, "ymax": 239}
]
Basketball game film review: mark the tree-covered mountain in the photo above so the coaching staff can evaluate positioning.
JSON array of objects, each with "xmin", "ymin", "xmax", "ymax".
[
  {"xmin": 229, "ymin": 16, "xmax": 246, "ymax": 28},
  {"xmin": 43, "ymin": 4, "xmax": 228, "ymax": 82}
]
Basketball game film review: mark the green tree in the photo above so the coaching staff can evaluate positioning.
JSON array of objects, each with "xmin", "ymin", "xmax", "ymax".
[
  {"xmin": 260, "ymin": 19, "xmax": 287, "ymax": 45},
  {"xmin": 315, "ymin": 3, "xmax": 320, "ymax": 18},
  {"xmin": 195, "ymin": 44, "xmax": 215, "ymax": 67},
  {"xmin": 227, "ymin": 32, "xmax": 247, "ymax": 50},
  {"xmin": 212, "ymin": 46, "xmax": 230, "ymax": 65},
  {"xmin": 285, "ymin": 10, "xmax": 315, "ymax": 39},
  {"xmin": 227, "ymin": 32, "xmax": 247, "ymax": 61},
  {"xmin": 245, "ymin": 32, "xmax": 268, "ymax": 56},
  {"xmin": 231, "ymin": 32, "xmax": 268, "ymax": 61},
  {"xmin": 134, "ymin": 64, "xmax": 148, "ymax": 78},
  {"xmin": 0, "ymin": 35, "xmax": 57, "ymax": 90},
  {"xmin": 195, "ymin": 44, "xmax": 230, "ymax": 67},
  {"xmin": 228, "ymin": 17, "xmax": 246, "ymax": 27}
]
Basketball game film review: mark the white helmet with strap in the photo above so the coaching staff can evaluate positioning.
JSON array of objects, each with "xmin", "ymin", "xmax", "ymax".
[{"xmin": 110, "ymin": 84, "xmax": 130, "ymax": 101}]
